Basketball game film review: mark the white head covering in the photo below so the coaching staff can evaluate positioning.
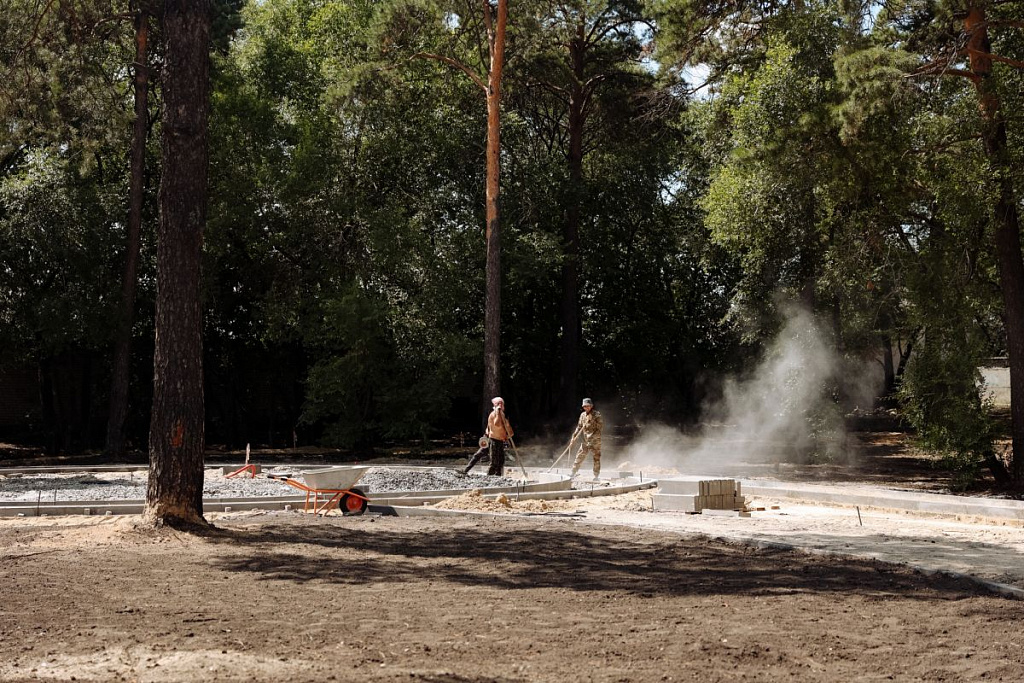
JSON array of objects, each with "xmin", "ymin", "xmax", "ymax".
[{"xmin": 492, "ymin": 396, "xmax": 504, "ymax": 407}]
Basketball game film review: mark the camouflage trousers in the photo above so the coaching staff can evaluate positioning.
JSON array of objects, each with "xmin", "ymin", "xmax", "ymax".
[
  {"xmin": 571, "ymin": 440, "xmax": 601, "ymax": 477},
  {"xmin": 486, "ymin": 438, "xmax": 506, "ymax": 476}
]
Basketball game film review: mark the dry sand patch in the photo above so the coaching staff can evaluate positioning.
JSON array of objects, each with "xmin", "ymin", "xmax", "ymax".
[{"xmin": 3, "ymin": 511, "xmax": 1022, "ymax": 682}]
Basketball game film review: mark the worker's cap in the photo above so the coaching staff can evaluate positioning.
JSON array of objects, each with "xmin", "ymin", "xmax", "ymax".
[
  {"xmin": 491, "ymin": 396, "xmax": 504, "ymax": 406},
  {"xmin": 581, "ymin": 398, "xmax": 593, "ymax": 407},
  {"xmin": 479, "ymin": 436, "xmax": 489, "ymax": 448}
]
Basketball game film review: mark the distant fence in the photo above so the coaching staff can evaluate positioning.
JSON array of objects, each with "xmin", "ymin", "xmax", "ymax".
[{"xmin": 980, "ymin": 358, "xmax": 1011, "ymax": 408}]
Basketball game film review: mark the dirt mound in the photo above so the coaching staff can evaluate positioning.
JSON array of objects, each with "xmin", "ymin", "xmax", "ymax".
[{"xmin": 433, "ymin": 489, "xmax": 582, "ymax": 514}]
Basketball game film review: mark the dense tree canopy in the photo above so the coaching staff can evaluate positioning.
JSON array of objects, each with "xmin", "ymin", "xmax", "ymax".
[{"xmin": 1, "ymin": 0, "xmax": 1023, "ymax": 489}]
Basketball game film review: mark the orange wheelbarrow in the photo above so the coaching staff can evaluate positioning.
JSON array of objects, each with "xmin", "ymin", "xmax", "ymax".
[{"xmin": 268, "ymin": 466, "xmax": 372, "ymax": 516}]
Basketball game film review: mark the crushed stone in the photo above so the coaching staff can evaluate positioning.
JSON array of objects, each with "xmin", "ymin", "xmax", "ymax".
[
  {"xmin": 357, "ymin": 468, "xmax": 521, "ymax": 493},
  {"xmin": 0, "ymin": 467, "xmax": 525, "ymax": 502}
]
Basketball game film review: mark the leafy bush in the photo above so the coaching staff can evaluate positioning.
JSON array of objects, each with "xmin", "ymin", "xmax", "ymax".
[{"xmin": 898, "ymin": 341, "xmax": 996, "ymax": 491}]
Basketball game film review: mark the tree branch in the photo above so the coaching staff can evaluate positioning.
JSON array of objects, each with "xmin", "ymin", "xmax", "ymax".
[
  {"xmin": 907, "ymin": 59, "xmax": 981, "ymax": 83},
  {"xmin": 966, "ymin": 48, "xmax": 1024, "ymax": 70},
  {"xmin": 584, "ymin": 7, "xmax": 615, "ymax": 45},
  {"xmin": 14, "ymin": 0, "xmax": 60, "ymax": 66},
  {"xmin": 966, "ymin": 19, "xmax": 1024, "ymax": 32},
  {"xmin": 481, "ymin": 0, "xmax": 495, "ymax": 58},
  {"xmin": 528, "ymin": 79, "xmax": 570, "ymax": 103},
  {"xmin": 589, "ymin": 17, "xmax": 653, "ymax": 46},
  {"xmin": 412, "ymin": 52, "xmax": 487, "ymax": 92}
]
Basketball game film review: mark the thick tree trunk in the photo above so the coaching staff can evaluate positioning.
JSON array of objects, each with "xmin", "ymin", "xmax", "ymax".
[
  {"xmin": 105, "ymin": 6, "xmax": 150, "ymax": 458},
  {"xmin": 965, "ymin": 6, "xmax": 1020, "ymax": 487},
  {"xmin": 482, "ymin": 0, "xmax": 507, "ymax": 408},
  {"xmin": 146, "ymin": 0, "xmax": 211, "ymax": 527},
  {"xmin": 989, "ymin": 169, "xmax": 1024, "ymax": 487},
  {"xmin": 558, "ymin": 24, "xmax": 585, "ymax": 418}
]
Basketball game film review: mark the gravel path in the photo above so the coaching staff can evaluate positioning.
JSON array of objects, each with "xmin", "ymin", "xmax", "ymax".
[
  {"xmin": 0, "ymin": 467, "xmax": 524, "ymax": 502},
  {"xmin": 358, "ymin": 468, "xmax": 520, "ymax": 493}
]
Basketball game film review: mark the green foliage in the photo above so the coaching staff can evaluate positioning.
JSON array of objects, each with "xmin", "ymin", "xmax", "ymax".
[
  {"xmin": 204, "ymin": 0, "xmax": 489, "ymax": 445},
  {"xmin": 0, "ymin": 150, "xmax": 123, "ymax": 363},
  {"xmin": 301, "ymin": 284, "xmax": 475, "ymax": 447},
  {"xmin": 6, "ymin": 0, "xmax": 1018, "ymax": 461},
  {"xmin": 699, "ymin": 19, "xmax": 846, "ymax": 338},
  {"xmin": 898, "ymin": 346, "xmax": 997, "ymax": 491}
]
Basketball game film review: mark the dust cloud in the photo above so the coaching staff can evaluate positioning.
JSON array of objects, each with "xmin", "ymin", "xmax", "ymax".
[{"xmin": 614, "ymin": 308, "xmax": 879, "ymax": 476}]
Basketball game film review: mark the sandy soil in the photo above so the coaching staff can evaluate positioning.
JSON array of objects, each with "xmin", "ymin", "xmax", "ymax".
[
  {"xmin": 432, "ymin": 489, "xmax": 1024, "ymax": 588},
  {"xmin": 2, "ymin": 509, "xmax": 1023, "ymax": 682},
  {"xmin": 3, "ymin": 430, "xmax": 1024, "ymax": 682}
]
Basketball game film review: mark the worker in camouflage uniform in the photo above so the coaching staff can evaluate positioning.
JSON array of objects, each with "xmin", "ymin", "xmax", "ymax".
[{"xmin": 570, "ymin": 398, "xmax": 603, "ymax": 479}]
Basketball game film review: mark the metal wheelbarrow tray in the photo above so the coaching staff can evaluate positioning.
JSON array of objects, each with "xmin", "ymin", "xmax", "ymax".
[{"xmin": 269, "ymin": 466, "xmax": 372, "ymax": 516}]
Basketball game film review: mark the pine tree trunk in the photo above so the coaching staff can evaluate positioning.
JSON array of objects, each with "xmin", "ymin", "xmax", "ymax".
[
  {"xmin": 146, "ymin": 0, "xmax": 211, "ymax": 527},
  {"xmin": 989, "ymin": 164, "xmax": 1024, "ymax": 487},
  {"xmin": 558, "ymin": 24, "xmax": 585, "ymax": 418},
  {"xmin": 965, "ymin": 6, "xmax": 1020, "ymax": 488},
  {"xmin": 482, "ymin": 0, "xmax": 507, "ymax": 407},
  {"xmin": 105, "ymin": 6, "xmax": 150, "ymax": 458}
]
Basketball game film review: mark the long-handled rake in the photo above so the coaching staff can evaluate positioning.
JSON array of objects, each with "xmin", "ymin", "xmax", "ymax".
[
  {"xmin": 546, "ymin": 435, "xmax": 579, "ymax": 472},
  {"xmin": 506, "ymin": 437, "xmax": 530, "ymax": 479}
]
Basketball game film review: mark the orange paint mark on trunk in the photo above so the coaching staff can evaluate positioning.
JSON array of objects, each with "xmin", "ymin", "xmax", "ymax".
[{"xmin": 170, "ymin": 420, "xmax": 184, "ymax": 449}]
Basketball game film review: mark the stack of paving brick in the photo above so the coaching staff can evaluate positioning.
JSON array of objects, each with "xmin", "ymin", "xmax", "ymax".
[{"xmin": 652, "ymin": 478, "xmax": 748, "ymax": 515}]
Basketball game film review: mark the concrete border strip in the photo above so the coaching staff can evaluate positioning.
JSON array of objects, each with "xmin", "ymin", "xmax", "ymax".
[
  {"xmin": 0, "ymin": 468, "xmax": 656, "ymax": 517},
  {"xmin": 739, "ymin": 480, "xmax": 1024, "ymax": 523},
  {"xmin": 734, "ymin": 535, "xmax": 1024, "ymax": 601}
]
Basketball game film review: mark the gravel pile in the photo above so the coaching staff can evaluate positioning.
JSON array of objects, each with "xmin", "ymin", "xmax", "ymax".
[
  {"xmin": 0, "ymin": 467, "xmax": 525, "ymax": 502},
  {"xmin": 357, "ymin": 468, "xmax": 521, "ymax": 493},
  {"xmin": 0, "ymin": 473, "xmax": 148, "ymax": 502}
]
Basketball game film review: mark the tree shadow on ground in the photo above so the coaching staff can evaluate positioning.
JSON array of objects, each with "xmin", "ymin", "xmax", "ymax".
[{"xmin": 205, "ymin": 517, "xmax": 998, "ymax": 603}]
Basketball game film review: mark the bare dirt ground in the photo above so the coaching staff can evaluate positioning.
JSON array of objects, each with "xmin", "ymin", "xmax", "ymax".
[
  {"xmin": 3, "ymin": 429, "xmax": 1024, "ymax": 681},
  {"xmin": 434, "ymin": 489, "xmax": 1024, "ymax": 589},
  {"xmin": 1, "ymin": 510, "xmax": 1023, "ymax": 683}
]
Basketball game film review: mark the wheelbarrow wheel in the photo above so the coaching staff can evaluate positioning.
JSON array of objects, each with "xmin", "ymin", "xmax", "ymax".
[{"xmin": 340, "ymin": 488, "xmax": 368, "ymax": 516}]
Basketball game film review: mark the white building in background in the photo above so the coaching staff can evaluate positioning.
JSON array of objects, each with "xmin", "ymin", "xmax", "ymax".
[{"xmin": 980, "ymin": 358, "xmax": 1011, "ymax": 407}]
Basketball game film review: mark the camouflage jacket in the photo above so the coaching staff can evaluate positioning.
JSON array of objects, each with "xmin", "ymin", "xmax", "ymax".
[{"xmin": 575, "ymin": 410, "xmax": 603, "ymax": 445}]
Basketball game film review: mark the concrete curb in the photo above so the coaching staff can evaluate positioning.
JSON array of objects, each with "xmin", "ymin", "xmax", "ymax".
[
  {"xmin": 653, "ymin": 475, "xmax": 1024, "ymax": 523},
  {"xmin": 735, "ymin": 535, "xmax": 1024, "ymax": 601},
  {"xmin": 0, "ymin": 467, "xmax": 655, "ymax": 517},
  {"xmin": 740, "ymin": 481, "xmax": 1024, "ymax": 524}
]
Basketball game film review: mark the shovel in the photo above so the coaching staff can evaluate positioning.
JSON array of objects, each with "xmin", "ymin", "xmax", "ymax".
[{"xmin": 506, "ymin": 437, "xmax": 530, "ymax": 479}]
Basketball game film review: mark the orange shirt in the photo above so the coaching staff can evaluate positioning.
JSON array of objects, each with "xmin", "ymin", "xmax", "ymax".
[{"xmin": 487, "ymin": 409, "xmax": 513, "ymax": 440}]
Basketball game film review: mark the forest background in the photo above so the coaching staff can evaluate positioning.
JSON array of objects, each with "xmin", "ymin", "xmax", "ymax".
[{"xmin": 1, "ymin": 0, "xmax": 1022, "ymax": 490}]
